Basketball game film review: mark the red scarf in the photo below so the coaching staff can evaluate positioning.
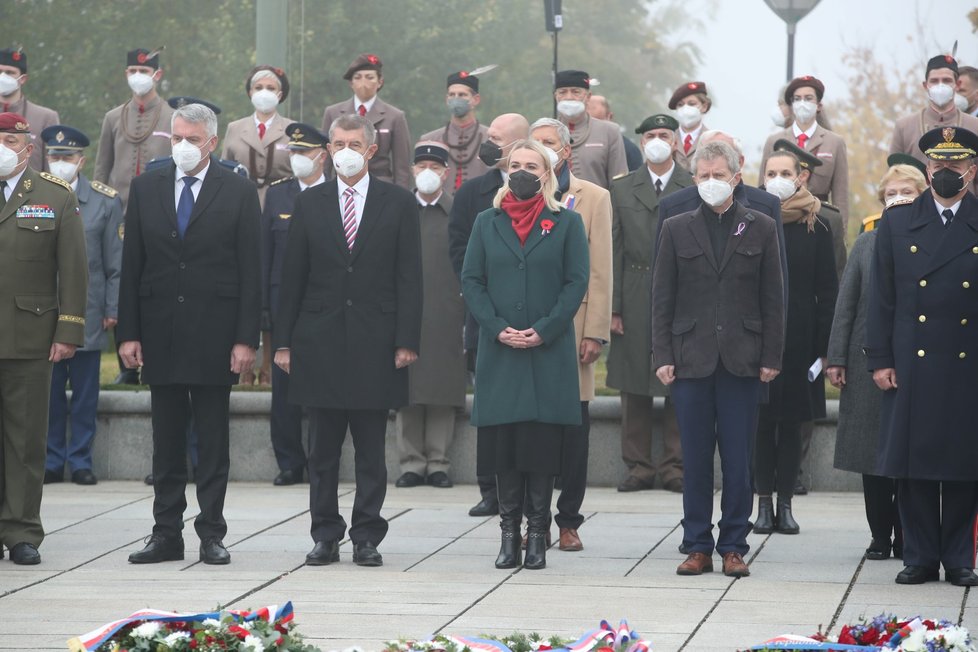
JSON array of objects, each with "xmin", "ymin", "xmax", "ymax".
[{"xmin": 501, "ymin": 191, "xmax": 547, "ymax": 246}]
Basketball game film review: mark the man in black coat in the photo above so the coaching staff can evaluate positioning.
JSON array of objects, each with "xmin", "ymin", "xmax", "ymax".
[
  {"xmin": 118, "ymin": 102, "xmax": 261, "ymax": 565},
  {"xmin": 274, "ymin": 114, "xmax": 422, "ymax": 567},
  {"xmin": 447, "ymin": 112, "xmax": 529, "ymax": 517}
]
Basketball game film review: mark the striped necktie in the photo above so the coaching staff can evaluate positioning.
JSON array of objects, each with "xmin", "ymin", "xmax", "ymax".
[{"xmin": 343, "ymin": 187, "xmax": 358, "ymax": 250}]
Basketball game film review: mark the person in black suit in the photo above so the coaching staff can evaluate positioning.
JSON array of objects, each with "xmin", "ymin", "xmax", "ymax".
[
  {"xmin": 274, "ymin": 114, "xmax": 422, "ymax": 568},
  {"xmin": 447, "ymin": 112, "xmax": 529, "ymax": 517},
  {"xmin": 118, "ymin": 102, "xmax": 261, "ymax": 565},
  {"xmin": 261, "ymin": 123, "xmax": 329, "ymax": 486},
  {"xmin": 652, "ymin": 140, "xmax": 785, "ymax": 579}
]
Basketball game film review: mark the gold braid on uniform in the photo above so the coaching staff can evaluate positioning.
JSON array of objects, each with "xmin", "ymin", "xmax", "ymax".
[
  {"xmin": 121, "ymin": 98, "xmax": 164, "ymax": 145},
  {"xmin": 90, "ymin": 180, "xmax": 118, "ymax": 198},
  {"xmin": 58, "ymin": 314, "xmax": 85, "ymax": 324},
  {"xmin": 39, "ymin": 171, "xmax": 72, "ymax": 191}
]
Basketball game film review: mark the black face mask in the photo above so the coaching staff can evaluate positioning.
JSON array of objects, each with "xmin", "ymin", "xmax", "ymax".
[
  {"xmin": 508, "ymin": 169, "xmax": 542, "ymax": 200},
  {"xmin": 931, "ymin": 167, "xmax": 967, "ymax": 199},
  {"xmin": 478, "ymin": 140, "xmax": 503, "ymax": 167}
]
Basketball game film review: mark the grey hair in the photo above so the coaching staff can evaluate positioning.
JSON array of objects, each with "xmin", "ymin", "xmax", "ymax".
[
  {"xmin": 171, "ymin": 103, "xmax": 218, "ymax": 138},
  {"xmin": 250, "ymin": 69, "xmax": 279, "ymax": 90},
  {"xmin": 691, "ymin": 140, "xmax": 741, "ymax": 176},
  {"xmin": 329, "ymin": 114, "xmax": 376, "ymax": 148},
  {"xmin": 530, "ymin": 117, "xmax": 571, "ymax": 148}
]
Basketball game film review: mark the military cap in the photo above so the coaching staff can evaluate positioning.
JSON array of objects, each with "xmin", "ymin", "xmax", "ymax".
[
  {"xmin": 886, "ymin": 152, "xmax": 927, "ymax": 177},
  {"xmin": 285, "ymin": 122, "xmax": 328, "ymax": 150},
  {"xmin": 772, "ymin": 138, "xmax": 822, "ymax": 170},
  {"xmin": 784, "ymin": 75, "xmax": 825, "ymax": 104},
  {"xmin": 0, "ymin": 112, "xmax": 30, "ymax": 133},
  {"xmin": 343, "ymin": 53, "xmax": 382, "ymax": 81},
  {"xmin": 167, "ymin": 96, "xmax": 222, "ymax": 114},
  {"xmin": 926, "ymin": 53, "xmax": 958, "ymax": 76},
  {"xmin": 126, "ymin": 47, "xmax": 161, "ymax": 70},
  {"xmin": 918, "ymin": 126, "xmax": 978, "ymax": 160},
  {"xmin": 413, "ymin": 141, "xmax": 449, "ymax": 165},
  {"xmin": 447, "ymin": 70, "xmax": 479, "ymax": 92},
  {"xmin": 555, "ymin": 70, "xmax": 590, "ymax": 90},
  {"xmin": 246, "ymin": 65, "xmax": 290, "ymax": 102},
  {"xmin": 40, "ymin": 125, "xmax": 89, "ymax": 152},
  {"xmin": 668, "ymin": 81, "xmax": 708, "ymax": 110},
  {"xmin": 0, "ymin": 47, "xmax": 27, "ymax": 73},
  {"xmin": 635, "ymin": 114, "xmax": 679, "ymax": 134}
]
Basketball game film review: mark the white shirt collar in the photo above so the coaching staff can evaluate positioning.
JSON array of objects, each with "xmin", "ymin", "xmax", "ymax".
[
  {"xmin": 69, "ymin": 177, "xmax": 79, "ymax": 192},
  {"xmin": 647, "ymin": 161, "xmax": 675, "ymax": 189},
  {"xmin": 298, "ymin": 174, "xmax": 325, "ymax": 192},
  {"xmin": 792, "ymin": 122, "xmax": 817, "ymax": 139},
  {"xmin": 338, "ymin": 172, "xmax": 370, "ymax": 197},
  {"xmin": 253, "ymin": 113, "xmax": 274, "ymax": 130},
  {"xmin": 934, "ymin": 197, "xmax": 962, "ymax": 222},
  {"xmin": 355, "ymin": 95, "xmax": 377, "ymax": 114},
  {"xmin": 181, "ymin": 159, "xmax": 210, "ymax": 185},
  {"xmin": 415, "ymin": 190, "xmax": 443, "ymax": 207},
  {"xmin": 1, "ymin": 167, "xmax": 26, "ymax": 198},
  {"xmin": 678, "ymin": 124, "xmax": 702, "ymax": 142}
]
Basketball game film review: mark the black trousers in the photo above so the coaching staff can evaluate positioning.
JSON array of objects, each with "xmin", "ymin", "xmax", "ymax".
[
  {"xmin": 898, "ymin": 478, "xmax": 978, "ymax": 570},
  {"xmin": 149, "ymin": 384, "xmax": 231, "ymax": 540},
  {"xmin": 555, "ymin": 401, "xmax": 589, "ymax": 530},
  {"xmin": 753, "ymin": 415, "xmax": 802, "ymax": 497},
  {"xmin": 270, "ymin": 361, "xmax": 305, "ymax": 472},
  {"xmin": 862, "ymin": 474, "xmax": 901, "ymax": 545},
  {"xmin": 307, "ymin": 408, "xmax": 389, "ymax": 545}
]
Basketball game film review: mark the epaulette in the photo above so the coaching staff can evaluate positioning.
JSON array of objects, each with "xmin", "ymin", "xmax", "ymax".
[
  {"xmin": 90, "ymin": 180, "xmax": 118, "ymax": 198},
  {"xmin": 269, "ymin": 176, "xmax": 294, "ymax": 187},
  {"xmin": 39, "ymin": 171, "xmax": 72, "ymax": 191},
  {"xmin": 861, "ymin": 212, "xmax": 882, "ymax": 233},
  {"xmin": 884, "ymin": 198, "xmax": 913, "ymax": 209},
  {"xmin": 612, "ymin": 172, "xmax": 629, "ymax": 181}
]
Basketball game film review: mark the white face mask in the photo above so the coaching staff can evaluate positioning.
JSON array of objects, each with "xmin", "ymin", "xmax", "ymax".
[
  {"xmin": 792, "ymin": 100, "xmax": 818, "ymax": 124},
  {"xmin": 954, "ymin": 92, "xmax": 970, "ymax": 112},
  {"xmin": 171, "ymin": 139, "xmax": 205, "ymax": 173},
  {"xmin": 764, "ymin": 175, "xmax": 797, "ymax": 202},
  {"xmin": 885, "ymin": 193, "xmax": 914, "ymax": 207},
  {"xmin": 675, "ymin": 105, "xmax": 702, "ymax": 130},
  {"xmin": 928, "ymin": 83, "xmax": 955, "ymax": 107},
  {"xmin": 290, "ymin": 151, "xmax": 319, "ymax": 179},
  {"xmin": 643, "ymin": 138, "xmax": 672, "ymax": 164},
  {"xmin": 332, "ymin": 147, "xmax": 366, "ymax": 178},
  {"xmin": 0, "ymin": 72, "xmax": 22, "ymax": 96},
  {"xmin": 556, "ymin": 100, "xmax": 586, "ymax": 118},
  {"xmin": 127, "ymin": 72, "xmax": 155, "ymax": 97},
  {"xmin": 771, "ymin": 106, "xmax": 788, "ymax": 128},
  {"xmin": 251, "ymin": 89, "xmax": 280, "ymax": 114},
  {"xmin": 0, "ymin": 143, "xmax": 26, "ymax": 177},
  {"xmin": 544, "ymin": 146, "xmax": 560, "ymax": 167},
  {"xmin": 414, "ymin": 168, "xmax": 443, "ymax": 194},
  {"xmin": 697, "ymin": 177, "xmax": 734, "ymax": 207},
  {"xmin": 48, "ymin": 160, "xmax": 79, "ymax": 183}
]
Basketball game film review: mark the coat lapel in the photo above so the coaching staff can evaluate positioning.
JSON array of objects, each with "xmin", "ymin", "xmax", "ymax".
[
  {"xmin": 522, "ymin": 209, "xmax": 559, "ymax": 256},
  {"xmin": 349, "ymin": 178, "xmax": 385, "ymax": 262},
  {"xmin": 631, "ymin": 167, "xmax": 659, "ymax": 213},
  {"xmin": 686, "ymin": 207, "xmax": 719, "ymax": 272},
  {"xmin": 187, "ymin": 157, "xmax": 224, "ymax": 229},
  {"xmin": 0, "ymin": 167, "xmax": 38, "ymax": 224},
  {"xmin": 265, "ymin": 114, "xmax": 288, "ymax": 145},
  {"xmin": 807, "ymin": 126, "xmax": 827, "ymax": 154},
  {"xmin": 240, "ymin": 119, "xmax": 264, "ymax": 153},
  {"xmin": 718, "ymin": 204, "xmax": 754, "ymax": 272},
  {"xmin": 491, "ymin": 209, "xmax": 526, "ymax": 261},
  {"xmin": 921, "ymin": 192, "xmax": 978, "ymax": 275},
  {"xmin": 317, "ymin": 181, "xmax": 348, "ymax": 254},
  {"xmin": 157, "ymin": 164, "xmax": 178, "ymax": 229}
]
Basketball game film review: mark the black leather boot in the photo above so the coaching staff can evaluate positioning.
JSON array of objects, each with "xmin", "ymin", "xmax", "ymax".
[
  {"xmin": 495, "ymin": 471, "xmax": 523, "ymax": 569},
  {"xmin": 753, "ymin": 496, "xmax": 775, "ymax": 534},
  {"xmin": 775, "ymin": 496, "xmax": 800, "ymax": 534},
  {"xmin": 523, "ymin": 473, "xmax": 554, "ymax": 570}
]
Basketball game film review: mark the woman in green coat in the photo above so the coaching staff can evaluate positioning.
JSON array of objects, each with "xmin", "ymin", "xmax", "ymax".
[{"xmin": 461, "ymin": 140, "xmax": 589, "ymax": 571}]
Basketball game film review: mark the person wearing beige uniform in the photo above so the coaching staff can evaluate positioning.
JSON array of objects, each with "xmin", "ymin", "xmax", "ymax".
[
  {"xmin": 669, "ymin": 81, "xmax": 711, "ymax": 172},
  {"xmin": 419, "ymin": 70, "xmax": 490, "ymax": 194},
  {"xmin": 0, "ymin": 48, "xmax": 59, "ymax": 173}
]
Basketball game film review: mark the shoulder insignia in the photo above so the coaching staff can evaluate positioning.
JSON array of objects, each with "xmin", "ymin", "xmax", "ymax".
[
  {"xmin": 39, "ymin": 171, "xmax": 72, "ymax": 191},
  {"xmin": 269, "ymin": 176, "xmax": 294, "ymax": 187},
  {"xmin": 118, "ymin": 224, "xmax": 125, "ymax": 241},
  {"xmin": 90, "ymin": 180, "xmax": 118, "ymax": 198},
  {"xmin": 612, "ymin": 172, "xmax": 628, "ymax": 180},
  {"xmin": 883, "ymin": 198, "xmax": 913, "ymax": 209}
]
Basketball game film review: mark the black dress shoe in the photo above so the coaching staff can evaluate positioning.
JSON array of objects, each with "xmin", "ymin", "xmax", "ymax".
[
  {"xmin": 306, "ymin": 540, "xmax": 340, "ymax": 565},
  {"xmin": 426, "ymin": 471, "xmax": 453, "ymax": 488},
  {"xmin": 128, "ymin": 534, "xmax": 184, "ymax": 564},
  {"xmin": 895, "ymin": 565, "xmax": 940, "ymax": 584},
  {"xmin": 10, "ymin": 542, "xmax": 40, "ymax": 565},
  {"xmin": 395, "ymin": 471, "xmax": 424, "ymax": 488},
  {"xmin": 662, "ymin": 478, "xmax": 684, "ymax": 493},
  {"xmin": 617, "ymin": 476, "xmax": 655, "ymax": 492},
  {"xmin": 352, "ymin": 541, "xmax": 383, "ymax": 567},
  {"xmin": 793, "ymin": 478, "xmax": 808, "ymax": 496},
  {"xmin": 946, "ymin": 568, "xmax": 978, "ymax": 586},
  {"xmin": 865, "ymin": 538, "xmax": 891, "ymax": 560},
  {"xmin": 144, "ymin": 473, "xmax": 155, "ymax": 486},
  {"xmin": 114, "ymin": 369, "xmax": 141, "ymax": 385},
  {"xmin": 273, "ymin": 468, "xmax": 303, "ymax": 486},
  {"xmin": 43, "ymin": 469, "xmax": 64, "ymax": 484},
  {"xmin": 199, "ymin": 538, "xmax": 230, "ymax": 565},
  {"xmin": 71, "ymin": 469, "xmax": 98, "ymax": 485},
  {"xmin": 468, "ymin": 498, "xmax": 499, "ymax": 517}
]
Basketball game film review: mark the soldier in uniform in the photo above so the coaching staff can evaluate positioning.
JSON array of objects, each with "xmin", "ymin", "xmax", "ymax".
[
  {"xmin": 321, "ymin": 54, "xmax": 413, "ymax": 190},
  {"xmin": 586, "ymin": 95, "xmax": 643, "ymax": 172},
  {"xmin": 394, "ymin": 142, "xmax": 466, "ymax": 490},
  {"xmin": 41, "ymin": 125, "xmax": 123, "ymax": 487},
  {"xmin": 0, "ymin": 47, "xmax": 59, "ymax": 172},
  {"xmin": 553, "ymin": 70, "xmax": 627, "ymax": 190},
  {"xmin": 0, "ymin": 113, "xmax": 88, "ymax": 565},
  {"xmin": 761, "ymin": 76, "xmax": 850, "ymax": 228},
  {"xmin": 261, "ymin": 122, "xmax": 328, "ymax": 486},
  {"xmin": 607, "ymin": 114, "xmax": 693, "ymax": 494},
  {"xmin": 419, "ymin": 70, "xmax": 491, "ymax": 194},
  {"xmin": 867, "ymin": 126, "xmax": 978, "ymax": 586},
  {"xmin": 668, "ymin": 81, "xmax": 711, "ymax": 172}
]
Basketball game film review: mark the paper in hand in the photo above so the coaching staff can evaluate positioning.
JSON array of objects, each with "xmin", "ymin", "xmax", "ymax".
[{"xmin": 807, "ymin": 358, "xmax": 823, "ymax": 382}]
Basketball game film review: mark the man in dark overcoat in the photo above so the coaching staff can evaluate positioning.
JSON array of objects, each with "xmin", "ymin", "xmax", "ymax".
[{"xmin": 867, "ymin": 126, "xmax": 978, "ymax": 586}]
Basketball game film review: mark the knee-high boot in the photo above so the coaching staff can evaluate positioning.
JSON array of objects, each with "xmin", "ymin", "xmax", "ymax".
[
  {"xmin": 524, "ymin": 473, "xmax": 555, "ymax": 570},
  {"xmin": 495, "ymin": 470, "xmax": 524, "ymax": 569}
]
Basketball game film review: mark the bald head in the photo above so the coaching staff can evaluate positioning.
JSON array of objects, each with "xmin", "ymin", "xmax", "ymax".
[
  {"xmin": 487, "ymin": 113, "xmax": 530, "ymax": 168},
  {"xmin": 587, "ymin": 95, "xmax": 612, "ymax": 121},
  {"xmin": 700, "ymin": 130, "xmax": 745, "ymax": 167}
]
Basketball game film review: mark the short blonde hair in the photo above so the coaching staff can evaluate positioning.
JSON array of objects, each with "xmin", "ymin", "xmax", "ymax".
[
  {"xmin": 876, "ymin": 164, "xmax": 927, "ymax": 205},
  {"xmin": 492, "ymin": 139, "xmax": 561, "ymax": 212}
]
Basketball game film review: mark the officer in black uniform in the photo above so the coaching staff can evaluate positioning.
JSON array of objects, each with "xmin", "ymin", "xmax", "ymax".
[{"xmin": 263, "ymin": 123, "xmax": 328, "ymax": 485}]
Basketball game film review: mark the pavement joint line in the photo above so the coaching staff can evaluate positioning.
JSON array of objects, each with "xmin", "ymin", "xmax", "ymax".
[
  {"xmin": 403, "ymin": 511, "xmax": 494, "ymax": 573},
  {"xmin": 433, "ymin": 564, "xmax": 523, "ymax": 636},
  {"xmin": 822, "ymin": 552, "xmax": 866, "ymax": 637},
  {"xmin": 624, "ymin": 520, "xmax": 682, "ymax": 577},
  {"xmin": 44, "ymin": 494, "xmax": 151, "ymax": 536}
]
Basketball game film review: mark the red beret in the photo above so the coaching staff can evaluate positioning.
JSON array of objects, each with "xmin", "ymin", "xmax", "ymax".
[
  {"xmin": 784, "ymin": 75, "xmax": 825, "ymax": 104},
  {"xmin": 0, "ymin": 112, "xmax": 30, "ymax": 133},
  {"xmin": 343, "ymin": 53, "xmax": 382, "ymax": 81},
  {"xmin": 668, "ymin": 81, "xmax": 708, "ymax": 110},
  {"xmin": 247, "ymin": 65, "xmax": 290, "ymax": 102}
]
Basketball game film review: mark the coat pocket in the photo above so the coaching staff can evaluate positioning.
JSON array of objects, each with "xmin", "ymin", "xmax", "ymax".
[
  {"xmin": 671, "ymin": 318, "xmax": 696, "ymax": 365},
  {"xmin": 742, "ymin": 317, "xmax": 763, "ymax": 366},
  {"xmin": 15, "ymin": 218, "xmax": 56, "ymax": 261}
]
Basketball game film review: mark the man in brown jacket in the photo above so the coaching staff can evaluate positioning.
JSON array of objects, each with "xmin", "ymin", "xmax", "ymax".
[
  {"xmin": 554, "ymin": 70, "xmax": 627, "ymax": 190},
  {"xmin": 0, "ymin": 48, "xmax": 59, "ymax": 172},
  {"xmin": 419, "ymin": 71, "xmax": 490, "ymax": 194}
]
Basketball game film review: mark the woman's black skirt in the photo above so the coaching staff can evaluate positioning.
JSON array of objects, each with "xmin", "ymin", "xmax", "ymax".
[{"xmin": 476, "ymin": 421, "xmax": 564, "ymax": 476}]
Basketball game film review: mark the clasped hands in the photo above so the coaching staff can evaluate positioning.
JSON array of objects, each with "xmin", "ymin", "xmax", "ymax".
[{"xmin": 498, "ymin": 326, "xmax": 542, "ymax": 349}]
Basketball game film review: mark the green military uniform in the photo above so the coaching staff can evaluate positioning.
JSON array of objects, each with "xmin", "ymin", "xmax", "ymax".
[{"xmin": 0, "ymin": 163, "xmax": 88, "ymax": 552}]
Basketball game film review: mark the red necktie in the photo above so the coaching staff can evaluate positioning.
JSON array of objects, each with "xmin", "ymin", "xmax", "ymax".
[
  {"xmin": 455, "ymin": 168, "xmax": 463, "ymax": 190},
  {"xmin": 797, "ymin": 133, "xmax": 808, "ymax": 149},
  {"xmin": 684, "ymin": 134, "xmax": 692, "ymax": 154},
  {"xmin": 258, "ymin": 123, "xmax": 266, "ymax": 140},
  {"xmin": 358, "ymin": 104, "xmax": 367, "ymax": 117}
]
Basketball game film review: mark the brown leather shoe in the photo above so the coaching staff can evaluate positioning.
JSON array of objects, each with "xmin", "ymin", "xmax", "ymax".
[
  {"xmin": 558, "ymin": 527, "xmax": 583, "ymax": 551},
  {"xmin": 676, "ymin": 552, "xmax": 713, "ymax": 575},
  {"xmin": 722, "ymin": 552, "xmax": 750, "ymax": 577}
]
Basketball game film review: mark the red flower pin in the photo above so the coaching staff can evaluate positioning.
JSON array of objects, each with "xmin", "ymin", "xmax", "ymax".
[
  {"xmin": 367, "ymin": 54, "xmax": 379, "ymax": 65},
  {"xmin": 137, "ymin": 52, "xmax": 147, "ymax": 64},
  {"xmin": 540, "ymin": 218, "xmax": 555, "ymax": 235},
  {"xmin": 12, "ymin": 51, "xmax": 21, "ymax": 62}
]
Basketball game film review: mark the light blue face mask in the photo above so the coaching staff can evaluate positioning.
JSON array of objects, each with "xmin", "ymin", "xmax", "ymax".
[{"xmin": 447, "ymin": 98, "xmax": 471, "ymax": 118}]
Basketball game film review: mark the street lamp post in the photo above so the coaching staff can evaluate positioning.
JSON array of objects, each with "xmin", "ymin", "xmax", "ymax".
[{"xmin": 763, "ymin": 0, "xmax": 822, "ymax": 81}]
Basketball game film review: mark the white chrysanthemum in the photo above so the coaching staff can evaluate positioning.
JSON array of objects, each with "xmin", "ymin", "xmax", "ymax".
[
  {"xmin": 131, "ymin": 622, "xmax": 162, "ymax": 639},
  {"xmin": 899, "ymin": 628, "xmax": 927, "ymax": 652},
  {"xmin": 164, "ymin": 631, "xmax": 192, "ymax": 645},
  {"xmin": 941, "ymin": 626, "xmax": 974, "ymax": 651},
  {"xmin": 201, "ymin": 618, "xmax": 221, "ymax": 629},
  {"xmin": 239, "ymin": 620, "xmax": 254, "ymax": 630},
  {"xmin": 242, "ymin": 634, "xmax": 266, "ymax": 652}
]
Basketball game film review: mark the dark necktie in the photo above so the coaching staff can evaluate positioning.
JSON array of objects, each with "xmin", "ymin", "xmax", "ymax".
[
  {"xmin": 943, "ymin": 208, "xmax": 954, "ymax": 228},
  {"xmin": 358, "ymin": 104, "xmax": 367, "ymax": 117},
  {"xmin": 654, "ymin": 178, "xmax": 663, "ymax": 196},
  {"xmin": 177, "ymin": 177, "xmax": 198, "ymax": 238},
  {"xmin": 0, "ymin": 179, "xmax": 7, "ymax": 211},
  {"xmin": 797, "ymin": 133, "xmax": 809, "ymax": 149}
]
